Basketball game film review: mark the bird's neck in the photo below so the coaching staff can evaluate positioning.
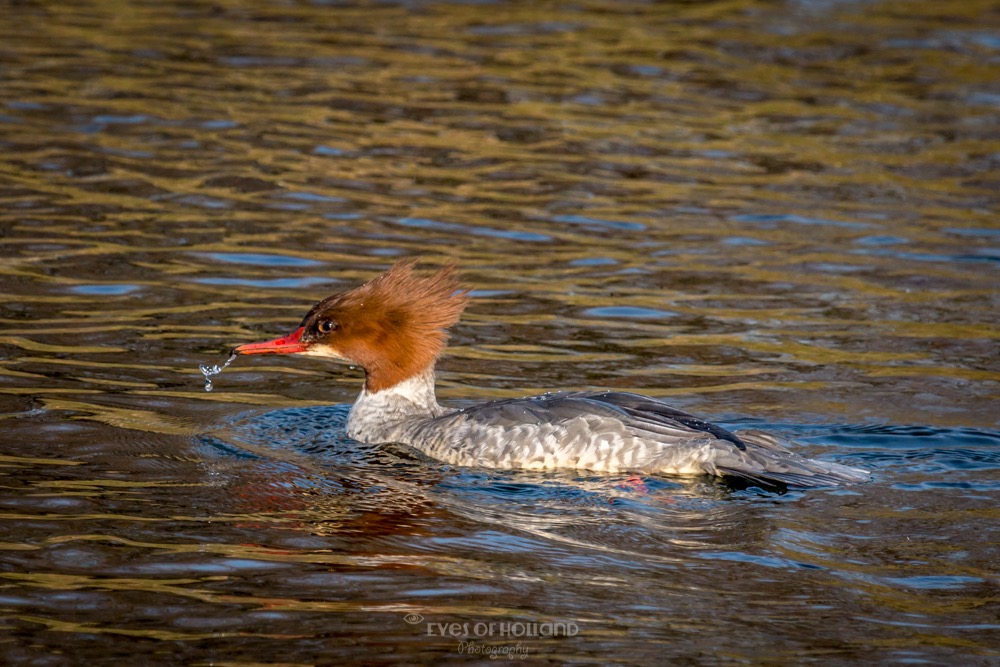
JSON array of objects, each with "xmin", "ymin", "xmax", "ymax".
[{"xmin": 345, "ymin": 366, "xmax": 445, "ymax": 443}]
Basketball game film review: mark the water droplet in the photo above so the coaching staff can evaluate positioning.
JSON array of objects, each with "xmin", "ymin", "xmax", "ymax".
[{"xmin": 199, "ymin": 351, "xmax": 238, "ymax": 392}]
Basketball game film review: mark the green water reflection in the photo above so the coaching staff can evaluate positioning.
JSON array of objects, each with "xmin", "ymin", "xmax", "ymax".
[{"xmin": 0, "ymin": 0, "xmax": 997, "ymax": 664}]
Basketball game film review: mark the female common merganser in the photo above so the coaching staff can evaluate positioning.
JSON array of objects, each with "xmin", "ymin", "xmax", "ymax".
[{"xmin": 232, "ymin": 261, "xmax": 869, "ymax": 488}]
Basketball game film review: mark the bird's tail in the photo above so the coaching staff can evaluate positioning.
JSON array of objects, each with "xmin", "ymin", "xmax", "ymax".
[{"xmin": 714, "ymin": 429, "xmax": 870, "ymax": 489}]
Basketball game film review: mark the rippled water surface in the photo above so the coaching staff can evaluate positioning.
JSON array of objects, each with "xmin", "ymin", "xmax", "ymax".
[{"xmin": 1, "ymin": 0, "xmax": 998, "ymax": 664}]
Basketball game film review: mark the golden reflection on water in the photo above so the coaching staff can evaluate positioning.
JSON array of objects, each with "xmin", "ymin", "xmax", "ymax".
[{"xmin": 0, "ymin": 0, "xmax": 999, "ymax": 663}]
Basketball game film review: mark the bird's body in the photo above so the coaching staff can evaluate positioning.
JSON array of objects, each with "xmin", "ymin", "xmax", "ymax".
[{"xmin": 233, "ymin": 261, "xmax": 869, "ymax": 488}]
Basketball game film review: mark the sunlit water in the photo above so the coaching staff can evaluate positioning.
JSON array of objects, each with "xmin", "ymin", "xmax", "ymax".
[{"xmin": 1, "ymin": 0, "xmax": 998, "ymax": 664}]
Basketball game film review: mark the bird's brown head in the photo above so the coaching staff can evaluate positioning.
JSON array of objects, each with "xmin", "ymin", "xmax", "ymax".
[{"xmin": 234, "ymin": 260, "xmax": 469, "ymax": 392}]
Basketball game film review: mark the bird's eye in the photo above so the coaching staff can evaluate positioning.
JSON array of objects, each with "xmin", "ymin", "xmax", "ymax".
[{"xmin": 317, "ymin": 320, "xmax": 337, "ymax": 334}]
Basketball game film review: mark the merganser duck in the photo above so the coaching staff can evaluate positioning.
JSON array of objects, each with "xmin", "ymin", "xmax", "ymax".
[{"xmin": 232, "ymin": 261, "xmax": 869, "ymax": 488}]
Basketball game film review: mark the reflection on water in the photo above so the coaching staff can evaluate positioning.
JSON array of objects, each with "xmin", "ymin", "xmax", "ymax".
[{"xmin": 0, "ymin": 0, "xmax": 997, "ymax": 664}]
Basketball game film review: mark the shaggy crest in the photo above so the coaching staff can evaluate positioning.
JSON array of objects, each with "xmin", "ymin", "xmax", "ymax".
[{"xmin": 300, "ymin": 260, "xmax": 469, "ymax": 392}]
